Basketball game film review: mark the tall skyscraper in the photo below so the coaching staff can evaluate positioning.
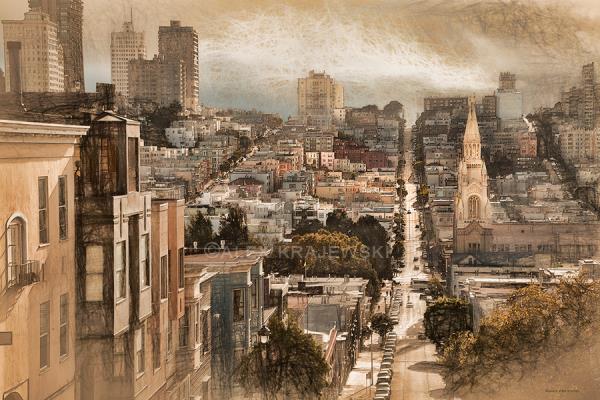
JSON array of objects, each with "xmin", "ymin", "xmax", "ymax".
[
  {"xmin": 2, "ymin": 10, "xmax": 65, "ymax": 92},
  {"xmin": 582, "ymin": 62, "xmax": 596, "ymax": 130},
  {"xmin": 297, "ymin": 70, "xmax": 344, "ymax": 130},
  {"xmin": 158, "ymin": 20, "xmax": 199, "ymax": 110},
  {"xmin": 111, "ymin": 20, "xmax": 146, "ymax": 97},
  {"xmin": 28, "ymin": 0, "xmax": 84, "ymax": 92}
]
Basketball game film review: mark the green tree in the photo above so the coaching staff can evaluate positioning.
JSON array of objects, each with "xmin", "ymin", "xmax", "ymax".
[
  {"xmin": 185, "ymin": 212, "xmax": 213, "ymax": 249},
  {"xmin": 237, "ymin": 318, "xmax": 329, "ymax": 399},
  {"xmin": 353, "ymin": 215, "xmax": 391, "ymax": 280},
  {"xmin": 218, "ymin": 206, "xmax": 249, "ymax": 248},
  {"xmin": 371, "ymin": 313, "xmax": 394, "ymax": 343},
  {"xmin": 294, "ymin": 216, "xmax": 323, "ymax": 236},
  {"xmin": 427, "ymin": 275, "xmax": 445, "ymax": 299},
  {"xmin": 423, "ymin": 297, "xmax": 471, "ymax": 347},
  {"xmin": 325, "ymin": 209, "xmax": 354, "ymax": 235}
]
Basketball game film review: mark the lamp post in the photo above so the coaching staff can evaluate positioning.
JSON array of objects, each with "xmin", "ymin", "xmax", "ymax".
[{"xmin": 258, "ymin": 324, "xmax": 271, "ymax": 400}]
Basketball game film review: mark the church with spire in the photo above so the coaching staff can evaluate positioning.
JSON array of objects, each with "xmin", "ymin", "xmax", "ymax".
[{"xmin": 452, "ymin": 97, "xmax": 600, "ymax": 263}]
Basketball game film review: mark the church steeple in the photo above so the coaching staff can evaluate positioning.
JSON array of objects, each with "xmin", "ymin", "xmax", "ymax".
[
  {"xmin": 455, "ymin": 95, "xmax": 491, "ymax": 229},
  {"xmin": 463, "ymin": 96, "xmax": 481, "ymax": 161}
]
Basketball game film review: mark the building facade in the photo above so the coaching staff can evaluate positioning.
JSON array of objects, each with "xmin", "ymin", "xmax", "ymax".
[
  {"xmin": 111, "ymin": 21, "xmax": 146, "ymax": 98},
  {"xmin": 28, "ymin": 0, "xmax": 84, "ymax": 92},
  {"xmin": 158, "ymin": 21, "xmax": 199, "ymax": 111},
  {"xmin": 2, "ymin": 10, "xmax": 65, "ymax": 93},
  {"xmin": 297, "ymin": 71, "xmax": 344, "ymax": 130},
  {"xmin": 0, "ymin": 119, "xmax": 88, "ymax": 400},
  {"xmin": 128, "ymin": 55, "xmax": 186, "ymax": 107}
]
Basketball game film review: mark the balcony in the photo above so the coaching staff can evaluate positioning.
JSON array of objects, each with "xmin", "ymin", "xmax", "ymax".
[{"xmin": 8, "ymin": 260, "xmax": 42, "ymax": 288}]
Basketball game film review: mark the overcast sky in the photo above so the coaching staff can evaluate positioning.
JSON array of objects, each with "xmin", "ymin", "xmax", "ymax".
[{"xmin": 1, "ymin": 0, "xmax": 599, "ymax": 118}]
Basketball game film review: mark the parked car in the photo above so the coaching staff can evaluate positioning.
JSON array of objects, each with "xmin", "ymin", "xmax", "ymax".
[{"xmin": 406, "ymin": 302, "xmax": 413, "ymax": 308}]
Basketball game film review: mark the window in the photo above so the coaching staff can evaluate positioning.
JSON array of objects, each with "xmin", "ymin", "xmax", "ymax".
[
  {"xmin": 38, "ymin": 177, "xmax": 48, "ymax": 244},
  {"xmin": 58, "ymin": 176, "xmax": 68, "ymax": 240},
  {"xmin": 141, "ymin": 234, "xmax": 150, "ymax": 287},
  {"xmin": 128, "ymin": 138, "xmax": 139, "ymax": 191},
  {"xmin": 115, "ymin": 241, "xmax": 126, "ymax": 300},
  {"xmin": 160, "ymin": 255, "xmax": 168, "ymax": 299},
  {"xmin": 7, "ymin": 217, "xmax": 25, "ymax": 287},
  {"xmin": 167, "ymin": 320, "xmax": 173, "ymax": 354},
  {"xmin": 195, "ymin": 304, "xmax": 200, "ymax": 344},
  {"xmin": 137, "ymin": 327, "xmax": 145, "ymax": 374},
  {"xmin": 179, "ymin": 312, "xmax": 189, "ymax": 348},
  {"xmin": 113, "ymin": 335, "xmax": 125, "ymax": 376},
  {"xmin": 40, "ymin": 301, "xmax": 49, "ymax": 369},
  {"xmin": 251, "ymin": 280, "xmax": 258, "ymax": 309},
  {"xmin": 233, "ymin": 289, "xmax": 245, "ymax": 322},
  {"xmin": 468, "ymin": 195, "xmax": 480, "ymax": 220},
  {"xmin": 153, "ymin": 334, "xmax": 161, "ymax": 370},
  {"xmin": 60, "ymin": 294, "xmax": 68, "ymax": 357},
  {"xmin": 201, "ymin": 310, "xmax": 209, "ymax": 354},
  {"xmin": 178, "ymin": 248, "xmax": 184, "ymax": 288}
]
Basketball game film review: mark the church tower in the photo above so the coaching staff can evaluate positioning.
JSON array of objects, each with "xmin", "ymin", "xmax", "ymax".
[{"xmin": 455, "ymin": 97, "xmax": 491, "ymax": 229}]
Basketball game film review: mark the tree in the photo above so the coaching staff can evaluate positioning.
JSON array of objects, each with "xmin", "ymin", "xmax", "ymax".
[
  {"xmin": 371, "ymin": 313, "xmax": 394, "ymax": 343},
  {"xmin": 218, "ymin": 206, "xmax": 249, "ymax": 248},
  {"xmin": 439, "ymin": 279, "xmax": 600, "ymax": 396},
  {"xmin": 294, "ymin": 211, "xmax": 323, "ymax": 236},
  {"xmin": 325, "ymin": 209, "xmax": 354, "ymax": 235},
  {"xmin": 427, "ymin": 275, "xmax": 445, "ymax": 299},
  {"xmin": 353, "ymin": 215, "xmax": 392, "ymax": 280},
  {"xmin": 237, "ymin": 318, "xmax": 329, "ymax": 399},
  {"xmin": 423, "ymin": 297, "xmax": 471, "ymax": 347},
  {"xmin": 185, "ymin": 212, "xmax": 213, "ymax": 249}
]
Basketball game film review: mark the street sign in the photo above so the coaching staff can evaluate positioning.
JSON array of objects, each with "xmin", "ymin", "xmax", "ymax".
[{"xmin": 0, "ymin": 331, "xmax": 12, "ymax": 346}]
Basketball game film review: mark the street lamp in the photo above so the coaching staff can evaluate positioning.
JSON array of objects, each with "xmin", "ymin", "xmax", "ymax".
[{"xmin": 258, "ymin": 325, "xmax": 271, "ymax": 344}]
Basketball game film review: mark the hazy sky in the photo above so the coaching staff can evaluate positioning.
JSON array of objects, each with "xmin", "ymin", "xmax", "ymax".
[{"xmin": 1, "ymin": 0, "xmax": 600, "ymax": 119}]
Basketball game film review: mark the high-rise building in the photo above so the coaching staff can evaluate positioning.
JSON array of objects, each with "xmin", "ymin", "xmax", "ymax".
[
  {"xmin": 582, "ymin": 62, "xmax": 596, "ymax": 130},
  {"xmin": 496, "ymin": 72, "xmax": 523, "ymax": 126},
  {"xmin": 158, "ymin": 20, "xmax": 199, "ymax": 110},
  {"xmin": 111, "ymin": 20, "xmax": 146, "ymax": 97},
  {"xmin": 297, "ymin": 70, "xmax": 344, "ymax": 130},
  {"xmin": 0, "ymin": 119, "xmax": 88, "ymax": 400},
  {"xmin": 28, "ymin": 0, "xmax": 84, "ymax": 92},
  {"xmin": 128, "ymin": 55, "xmax": 186, "ymax": 106},
  {"xmin": 2, "ymin": 10, "xmax": 65, "ymax": 93}
]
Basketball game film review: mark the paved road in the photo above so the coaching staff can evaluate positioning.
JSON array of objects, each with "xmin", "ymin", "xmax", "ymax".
[{"xmin": 388, "ymin": 132, "xmax": 449, "ymax": 400}]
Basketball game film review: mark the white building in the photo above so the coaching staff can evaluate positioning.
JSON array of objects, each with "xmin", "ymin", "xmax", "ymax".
[
  {"xmin": 111, "ymin": 21, "xmax": 146, "ymax": 97},
  {"xmin": 2, "ymin": 10, "xmax": 65, "ymax": 92},
  {"xmin": 165, "ymin": 126, "xmax": 196, "ymax": 148}
]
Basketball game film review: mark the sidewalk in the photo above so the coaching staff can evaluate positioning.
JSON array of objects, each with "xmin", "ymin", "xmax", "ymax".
[{"xmin": 338, "ymin": 286, "xmax": 392, "ymax": 399}]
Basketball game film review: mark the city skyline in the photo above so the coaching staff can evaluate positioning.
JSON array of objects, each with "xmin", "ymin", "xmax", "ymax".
[{"xmin": 3, "ymin": 0, "xmax": 600, "ymax": 119}]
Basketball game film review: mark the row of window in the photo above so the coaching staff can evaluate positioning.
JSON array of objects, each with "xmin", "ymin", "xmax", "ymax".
[{"xmin": 39, "ymin": 294, "xmax": 69, "ymax": 370}]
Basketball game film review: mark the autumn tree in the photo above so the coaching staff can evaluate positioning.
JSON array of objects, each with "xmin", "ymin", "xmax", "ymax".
[
  {"xmin": 237, "ymin": 318, "xmax": 329, "ymax": 399},
  {"xmin": 439, "ymin": 278, "xmax": 600, "ymax": 396},
  {"xmin": 184, "ymin": 212, "xmax": 213, "ymax": 249}
]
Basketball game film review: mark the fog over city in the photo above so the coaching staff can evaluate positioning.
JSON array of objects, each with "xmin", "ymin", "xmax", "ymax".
[{"xmin": 3, "ymin": 0, "xmax": 600, "ymax": 119}]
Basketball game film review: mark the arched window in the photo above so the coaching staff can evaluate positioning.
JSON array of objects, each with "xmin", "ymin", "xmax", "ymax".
[
  {"xmin": 6, "ymin": 216, "xmax": 26, "ymax": 287},
  {"xmin": 468, "ymin": 195, "xmax": 480, "ymax": 220}
]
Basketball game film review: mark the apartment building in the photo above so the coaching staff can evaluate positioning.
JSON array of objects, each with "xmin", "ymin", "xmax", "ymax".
[
  {"xmin": 2, "ymin": 10, "xmax": 65, "ymax": 93},
  {"xmin": 0, "ymin": 119, "xmax": 88, "ymax": 400},
  {"xmin": 298, "ymin": 71, "xmax": 344, "ymax": 130},
  {"xmin": 158, "ymin": 21, "xmax": 199, "ymax": 110}
]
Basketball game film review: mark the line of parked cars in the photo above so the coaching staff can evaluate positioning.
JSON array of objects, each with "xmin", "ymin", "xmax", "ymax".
[{"xmin": 373, "ymin": 289, "xmax": 404, "ymax": 399}]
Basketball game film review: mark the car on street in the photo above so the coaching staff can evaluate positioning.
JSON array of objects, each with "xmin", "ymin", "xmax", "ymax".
[{"xmin": 406, "ymin": 301, "xmax": 413, "ymax": 308}]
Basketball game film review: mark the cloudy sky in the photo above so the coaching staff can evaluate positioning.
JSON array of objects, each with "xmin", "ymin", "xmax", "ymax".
[{"xmin": 1, "ymin": 0, "xmax": 600, "ymax": 120}]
